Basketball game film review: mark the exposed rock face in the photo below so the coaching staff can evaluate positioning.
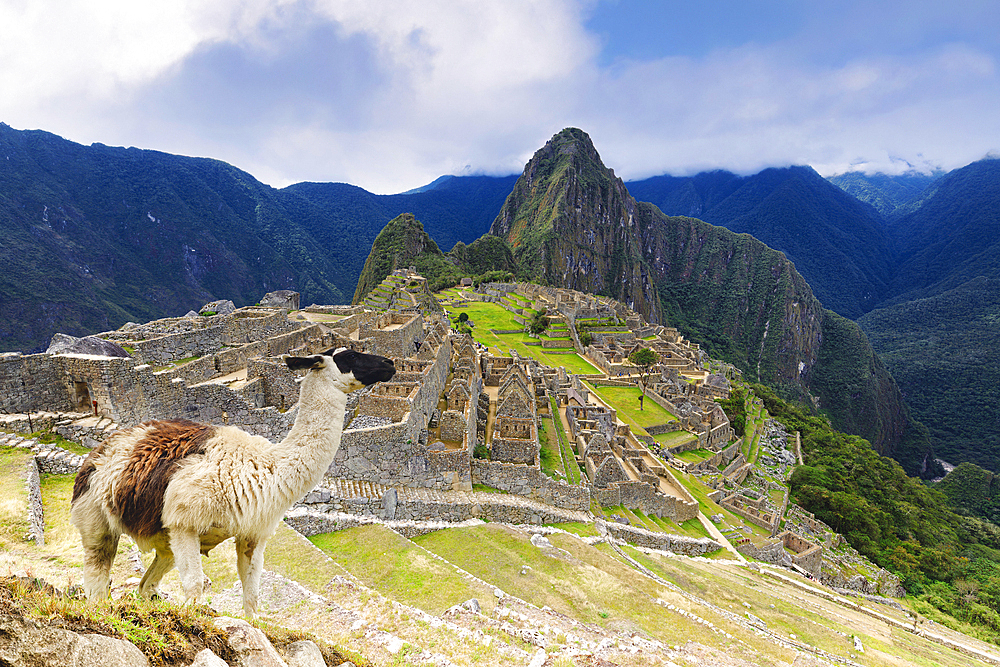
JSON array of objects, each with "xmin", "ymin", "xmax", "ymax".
[
  {"xmin": 489, "ymin": 128, "xmax": 917, "ymax": 456},
  {"xmin": 45, "ymin": 333, "xmax": 130, "ymax": 358}
]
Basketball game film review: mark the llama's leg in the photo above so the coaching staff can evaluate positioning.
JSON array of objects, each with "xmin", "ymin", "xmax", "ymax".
[
  {"xmin": 138, "ymin": 547, "xmax": 174, "ymax": 600},
  {"xmin": 236, "ymin": 536, "xmax": 265, "ymax": 617},
  {"xmin": 80, "ymin": 529, "xmax": 120, "ymax": 600},
  {"xmin": 169, "ymin": 527, "xmax": 204, "ymax": 604}
]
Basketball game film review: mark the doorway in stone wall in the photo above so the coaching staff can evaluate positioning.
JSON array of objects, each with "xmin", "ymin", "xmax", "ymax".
[{"xmin": 73, "ymin": 382, "xmax": 92, "ymax": 412}]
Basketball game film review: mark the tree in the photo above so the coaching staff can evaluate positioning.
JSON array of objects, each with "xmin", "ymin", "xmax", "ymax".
[
  {"xmin": 528, "ymin": 308, "xmax": 549, "ymax": 335},
  {"xmin": 628, "ymin": 347, "xmax": 658, "ymax": 409},
  {"xmin": 458, "ymin": 312, "xmax": 469, "ymax": 323}
]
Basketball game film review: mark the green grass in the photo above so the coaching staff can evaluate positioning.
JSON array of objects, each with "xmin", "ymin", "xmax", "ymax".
[
  {"xmin": 414, "ymin": 524, "xmax": 721, "ymax": 646},
  {"xmin": 548, "ymin": 522, "xmax": 599, "ymax": 537},
  {"xmin": 548, "ymin": 397, "xmax": 582, "ymax": 484},
  {"xmin": 39, "ymin": 473, "xmax": 80, "ymax": 553},
  {"xmin": 671, "ymin": 469, "xmax": 771, "ymax": 542},
  {"xmin": 446, "ymin": 299, "xmax": 602, "ymax": 374},
  {"xmin": 674, "ymin": 448, "xmax": 714, "ymax": 463},
  {"xmin": 310, "ymin": 524, "xmax": 496, "ymax": 615},
  {"xmin": 0, "ymin": 448, "xmax": 31, "ymax": 547},
  {"xmin": 538, "ymin": 418, "xmax": 562, "ymax": 480},
  {"xmin": 654, "ymin": 430, "xmax": 698, "ymax": 447},
  {"xmin": 585, "ymin": 383, "xmax": 676, "ymax": 432},
  {"xmin": 30, "ymin": 429, "xmax": 91, "ymax": 456}
]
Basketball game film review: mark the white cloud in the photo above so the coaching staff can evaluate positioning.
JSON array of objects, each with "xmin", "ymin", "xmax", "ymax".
[{"xmin": 0, "ymin": 0, "xmax": 997, "ymax": 191}]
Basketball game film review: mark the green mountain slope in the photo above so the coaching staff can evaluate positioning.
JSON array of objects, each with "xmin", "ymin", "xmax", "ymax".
[
  {"xmin": 886, "ymin": 158, "xmax": 1000, "ymax": 303},
  {"xmin": 827, "ymin": 170, "xmax": 941, "ymax": 218},
  {"xmin": 628, "ymin": 166, "xmax": 895, "ymax": 319},
  {"xmin": 488, "ymin": 128, "xmax": 924, "ymax": 466},
  {"xmin": 859, "ymin": 277, "xmax": 1000, "ymax": 471},
  {"xmin": 0, "ymin": 125, "xmax": 513, "ymax": 352},
  {"xmin": 353, "ymin": 214, "xmax": 518, "ymax": 304},
  {"xmin": 0, "ymin": 125, "xmax": 340, "ymax": 351}
]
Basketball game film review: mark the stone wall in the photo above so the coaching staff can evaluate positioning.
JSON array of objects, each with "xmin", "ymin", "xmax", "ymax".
[
  {"xmin": 327, "ymin": 338, "xmax": 464, "ymax": 490},
  {"xmin": 734, "ymin": 539, "xmax": 788, "ymax": 565},
  {"xmin": 594, "ymin": 481, "xmax": 699, "ymax": 522},
  {"xmin": 439, "ymin": 409, "xmax": 466, "ymax": 443},
  {"xmin": 777, "ymin": 531, "xmax": 823, "ymax": 576},
  {"xmin": 602, "ymin": 522, "xmax": 720, "ymax": 556},
  {"xmin": 471, "ymin": 459, "xmax": 589, "ymax": 511},
  {"xmin": 0, "ymin": 353, "xmax": 73, "ymax": 414},
  {"xmin": 295, "ymin": 489, "xmax": 585, "ymax": 526},
  {"xmin": 361, "ymin": 313, "xmax": 423, "ymax": 359},
  {"xmin": 721, "ymin": 495, "xmax": 779, "ymax": 532}
]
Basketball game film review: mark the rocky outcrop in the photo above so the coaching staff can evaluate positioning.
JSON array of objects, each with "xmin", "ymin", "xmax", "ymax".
[{"xmin": 45, "ymin": 333, "xmax": 130, "ymax": 358}]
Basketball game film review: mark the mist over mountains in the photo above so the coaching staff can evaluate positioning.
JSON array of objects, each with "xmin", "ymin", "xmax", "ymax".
[{"xmin": 1, "ymin": 122, "xmax": 998, "ymax": 475}]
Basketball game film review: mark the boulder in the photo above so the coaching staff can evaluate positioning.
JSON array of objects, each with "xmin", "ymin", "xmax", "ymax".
[
  {"xmin": 46, "ymin": 333, "xmax": 130, "ymax": 358},
  {"xmin": 0, "ymin": 612, "xmax": 149, "ymax": 667},
  {"xmin": 259, "ymin": 291, "xmax": 300, "ymax": 311},
  {"xmin": 213, "ymin": 617, "xmax": 287, "ymax": 667},
  {"xmin": 283, "ymin": 640, "xmax": 324, "ymax": 667},
  {"xmin": 200, "ymin": 300, "xmax": 236, "ymax": 316}
]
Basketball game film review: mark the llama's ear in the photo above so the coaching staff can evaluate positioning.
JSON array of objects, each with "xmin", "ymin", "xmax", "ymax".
[{"xmin": 284, "ymin": 354, "xmax": 325, "ymax": 371}]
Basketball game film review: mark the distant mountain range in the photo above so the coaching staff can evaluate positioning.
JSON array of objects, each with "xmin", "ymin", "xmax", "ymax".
[
  {"xmin": 3, "ymin": 121, "xmax": 998, "ymax": 475},
  {"xmin": 0, "ymin": 123, "xmax": 513, "ymax": 352}
]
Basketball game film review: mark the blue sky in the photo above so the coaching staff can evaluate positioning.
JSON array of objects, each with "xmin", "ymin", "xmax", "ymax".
[{"xmin": 1, "ymin": 1, "xmax": 997, "ymax": 193}]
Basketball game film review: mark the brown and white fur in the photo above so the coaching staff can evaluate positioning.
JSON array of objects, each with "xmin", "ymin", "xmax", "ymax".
[{"xmin": 70, "ymin": 347, "xmax": 395, "ymax": 615}]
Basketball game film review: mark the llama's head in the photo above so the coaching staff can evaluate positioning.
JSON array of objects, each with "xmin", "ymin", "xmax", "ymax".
[{"xmin": 284, "ymin": 347, "xmax": 396, "ymax": 393}]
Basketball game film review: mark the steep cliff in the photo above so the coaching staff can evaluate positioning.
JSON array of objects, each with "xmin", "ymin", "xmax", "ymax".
[{"xmin": 489, "ymin": 128, "xmax": 925, "ymax": 465}]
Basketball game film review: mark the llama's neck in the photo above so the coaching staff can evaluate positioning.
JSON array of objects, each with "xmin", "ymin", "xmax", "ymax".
[{"xmin": 276, "ymin": 380, "xmax": 349, "ymax": 497}]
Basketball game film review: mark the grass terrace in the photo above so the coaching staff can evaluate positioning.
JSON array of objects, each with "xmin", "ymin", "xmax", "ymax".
[
  {"xmin": 673, "ymin": 448, "xmax": 715, "ymax": 464},
  {"xmin": 585, "ymin": 383, "xmax": 677, "ymax": 435},
  {"xmin": 654, "ymin": 430, "xmax": 699, "ymax": 448},
  {"xmin": 671, "ymin": 469, "xmax": 773, "ymax": 543},
  {"xmin": 547, "ymin": 396, "xmax": 582, "ymax": 484}
]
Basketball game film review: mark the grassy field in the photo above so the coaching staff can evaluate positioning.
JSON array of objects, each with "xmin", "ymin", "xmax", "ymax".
[
  {"xmin": 0, "ymin": 449, "xmax": 30, "ymax": 547},
  {"xmin": 310, "ymin": 524, "xmax": 497, "ymax": 615},
  {"xmin": 585, "ymin": 383, "xmax": 677, "ymax": 433},
  {"xmin": 674, "ymin": 448, "xmax": 715, "ymax": 463},
  {"xmin": 441, "ymin": 296, "xmax": 602, "ymax": 373},
  {"xmin": 654, "ymin": 430, "xmax": 699, "ymax": 447}
]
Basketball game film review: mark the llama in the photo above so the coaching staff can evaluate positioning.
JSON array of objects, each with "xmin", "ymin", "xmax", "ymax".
[{"xmin": 70, "ymin": 347, "xmax": 395, "ymax": 615}]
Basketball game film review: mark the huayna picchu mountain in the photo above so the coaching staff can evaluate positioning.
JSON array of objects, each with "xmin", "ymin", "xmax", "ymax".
[{"xmin": 487, "ymin": 128, "xmax": 930, "ymax": 469}]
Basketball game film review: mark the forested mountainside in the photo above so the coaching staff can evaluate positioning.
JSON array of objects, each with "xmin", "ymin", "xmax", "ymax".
[
  {"xmin": 487, "ymin": 128, "xmax": 926, "ymax": 466},
  {"xmin": 859, "ymin": 277, "xmax": 1000, "ymax": 472},
  {"xmin": 626, "ymin": 166, "xmax": 893, "ymax": 319},
  {"xmin": 827, "ymin": 170, "xmax": 942, "ymax": 218},
  {"xmin": 882, "ymin": 158, "xmax": 1000, "ymax": 304},
  {"xmin": 0, "ymin": 124, "xmax": 510, "ymax": 352}
]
